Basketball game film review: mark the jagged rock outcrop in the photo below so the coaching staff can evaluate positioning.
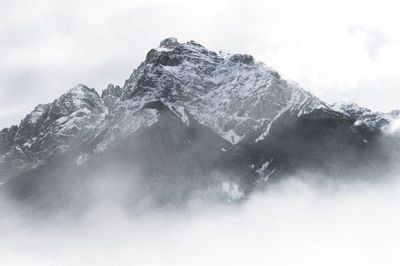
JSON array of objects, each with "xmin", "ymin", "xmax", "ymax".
[
  {"xmin": 121, "ymin": 38, "xmax": 327, "ymax": 144},
  {"xmin": 1, "ymin": 38, "xmax": 399, "ymax": 209},
  {"xmin": 331, "ymin": 102, "xmax": 400, "ymax": 130},
  {"xmin": 101, "ymin": 84, "xmax": 122, "ymax": 108},
  {"xmin": 0, "ymin": 84, "xmax": 107, "ymax": 180}
]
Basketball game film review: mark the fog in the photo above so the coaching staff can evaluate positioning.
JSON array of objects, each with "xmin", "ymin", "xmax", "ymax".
[{"xmin": 1, "ymin": 173, "xmax": 400, "ymax": 266}]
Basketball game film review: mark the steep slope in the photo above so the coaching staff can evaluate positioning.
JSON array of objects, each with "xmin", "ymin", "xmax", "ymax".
[
  {"xmin": 331, "ymin": 101, "xmax": 400, "ymax": 131},
  {"xmin": 0, "ymin": 38, "xmax": 330, "ymax": 183},
  {"xmin": 4, "ymin": 101, "xmax": 255, "ymax": 212},
  {"xmin": 0, "ymin": 84, "xmax": 107, "ymax": 181},
  {"xmin": 240, "ymin": 109, "xmax": 393, "ymax": 182},
  {"xmin": 1, "ymin": 38, "xmax": 399, "ymax": 211},
  {"xmin": 121, "ymin": 37, "xmax": 327, "ymax": 144}
]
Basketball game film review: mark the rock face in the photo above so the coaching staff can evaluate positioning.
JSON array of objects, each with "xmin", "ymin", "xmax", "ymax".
[
  {"xmin": 101, "ymin": 84, "xmax": 122, "ymax": 108},
  {"xmin": 330, "ymin": 102, "xmax": 400, "ymax": 130},
  {"xmin": 0, "ymin": 84, "xmax": 106, "ymax": 181},
  {"xmin": 1, "ymin": 38, "xmax": 399, "ymax": 209},
  {"xmin": 122, "ymin": 38, "xmax": 326, "ymax": 144}
]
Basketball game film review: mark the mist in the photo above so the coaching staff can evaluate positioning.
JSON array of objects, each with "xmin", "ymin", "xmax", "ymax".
[{"xmin": 1, "ymin": 171, "xmax": 400, "ymax": 266}]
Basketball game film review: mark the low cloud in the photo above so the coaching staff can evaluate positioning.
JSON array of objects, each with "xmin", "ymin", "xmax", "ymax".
[{"xmin": 1, "ymin": 174, "xmax": 400, "ymax": 266}]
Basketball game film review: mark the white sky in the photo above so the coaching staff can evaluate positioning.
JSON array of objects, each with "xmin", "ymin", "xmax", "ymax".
[{"xmin": 1, "ymin": 0, "xmax": 399, "ymax": 129}]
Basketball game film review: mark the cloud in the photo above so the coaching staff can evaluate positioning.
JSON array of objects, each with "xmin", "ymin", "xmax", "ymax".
[
  {"xmin": 1, "ymin": 0, "xmax": 400, "ymax": 129},
  {"xmin": 348, "ymin": 25, "xmax": 390, "ymax": 61},
  {"xmin": 1, "ymin": 176, "xmax": 400, "ymax": 266}
]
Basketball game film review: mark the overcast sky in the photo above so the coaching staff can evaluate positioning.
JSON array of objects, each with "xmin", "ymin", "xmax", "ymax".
[{"xmin": 1, "ymin": 0, "xmax": 399, "ymax": 129}]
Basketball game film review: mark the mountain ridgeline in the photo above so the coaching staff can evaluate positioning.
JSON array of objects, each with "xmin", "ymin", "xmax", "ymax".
[{"xmin": 1, "ymin": 38, "xmax": 399, "ymax": 212}]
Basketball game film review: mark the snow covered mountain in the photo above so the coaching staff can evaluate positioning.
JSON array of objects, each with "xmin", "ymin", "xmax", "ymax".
[
  {"xmin": 331, "ymin": 101, "xmax": 400, "ymax": 133},
  {"xmin": 1, "ymin": 38, "xmax": 399, "ymax": 208},
  {"xmin": 121, "ymin": 38, "xmax": 327, "ymax": 144},
  {"xmin": 0, "ymin": 85, "xmax": 106, "ymax": 181}
]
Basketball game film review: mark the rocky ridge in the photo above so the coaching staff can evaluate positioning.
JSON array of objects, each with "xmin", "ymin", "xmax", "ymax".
[{"xmin": 1, "ymin": 38, "xmax": 399, "ymax": 205}]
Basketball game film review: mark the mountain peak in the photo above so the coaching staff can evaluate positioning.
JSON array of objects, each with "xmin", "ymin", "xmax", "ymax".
[
  {"xmin": 2, "ymin": 38, "xmax": 400, "ymax": 206},
  {"xmin": 159, "ymin": 37, "xmax": 179, "ymax": 48},
  {"xmin": 101, "ymin": 84, "xmax": 122, "ymax": 98},
  {"xmin": 66, "ymin": 84, "xmax": 99, "ymax": 98},
  {"xmin": 330, "ymin": 101, "xmax": 400, "ymax": 129},
  {"xmin": 120, "ymin": 39, "xmax": 328, "ymax": 144},
  {"xmin": 70, "ymin": 83, "xmax": 89, "ymax": 91}
]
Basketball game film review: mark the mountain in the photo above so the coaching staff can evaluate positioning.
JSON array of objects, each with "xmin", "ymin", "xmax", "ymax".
[
  {"xmin": 1, "ymin": 38, "xmax": 399, "ymax": 211},
  {"xmin": 330, "ymin": 101, "xmax": 400, "ymax": 130},
  {"xmin": 0, "ymin": 85, "xmax": 106, "ymax": 181}
]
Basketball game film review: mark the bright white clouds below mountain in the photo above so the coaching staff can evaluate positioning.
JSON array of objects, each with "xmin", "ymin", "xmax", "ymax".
[{"xmin": 1, "ymin": 0, "xmax": 399, "ymax": 129}]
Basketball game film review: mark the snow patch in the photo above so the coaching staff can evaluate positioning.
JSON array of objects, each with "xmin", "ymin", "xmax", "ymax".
[
  {"xmin": 76, "ymin": 153, "xmax": 89, "ymax": 166},
  {"xmin": 256, "ymin": 160, "xmax": 271, "ymax": 176},
  {"xmin": 155, "ymin": 47, "xmax": 174, "ymax": 52},
  {"xmin": 263, "ymin": 168, "xmax": 277, "ymax": 182},
  {"xmin": 223, "ymin": 130, "xmax": 242, "ymax": 144},
  {"xmin": 354, "ymin": 120, "xmax": 364, "ymax": 126},
  {"xmin": 169, "ymin": 105, "xmax": 189, "ymax": 126},
  {"xmin": 221, "ymin": 182, "xmax": 244, "ymax": 202}
]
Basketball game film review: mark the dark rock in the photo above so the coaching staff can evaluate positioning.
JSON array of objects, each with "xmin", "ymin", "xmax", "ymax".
[
  {"xmin": 229, "ymin": 54, "xmax": 254, "ymax": 65},
  {"xmin": 159, "ymin": 37, "xmax": 179, "ymax": 48}
]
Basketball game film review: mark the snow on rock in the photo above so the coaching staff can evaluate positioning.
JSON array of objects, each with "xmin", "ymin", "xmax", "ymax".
[
  {"xmin": 263, "ymin": 168, "xmax": 276, "ymax": 182},
  {"xmin": 354, "ymin": 120, "xmax": 364, "ymax": 127},
  {"xmin": 121, "ymin": 38, "xmax": 328, "ymax": 144},
  {"xmin": 254, "ymin": 159, "xmax": 276, "ymax": 182},
  {"xmin": 256, "ymin": 160, "xmax": 271, "ymax": 176},
  {"xmin": 76, "ymin": 153, "xmax": 89, "ymax": 166},
  {"xmin": 0, "ymin": 84, "xmax": 107, "ymax": 180},
  {"xmin": 4, "ymin": 38, "xmax": 392, "ymax": 182},
  {"xmin": 92, "ymin": 107, "xmax": 159, "ymax": 154},
  {"xmin": 101, "ymin": 84, "xmax": 122, "ymax": 108},
  {"xmin": 221, "ymin": 182, "xmax": 244, "ymax": 202},
  {"xmin": 331, "ymin": 101, "xmax": 400, "ymax": 130}
]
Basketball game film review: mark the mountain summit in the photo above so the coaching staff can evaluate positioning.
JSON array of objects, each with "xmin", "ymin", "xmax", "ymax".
[{"xmin": 1, "ymin": 38, "xmax": 399, "ymax": 209}]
